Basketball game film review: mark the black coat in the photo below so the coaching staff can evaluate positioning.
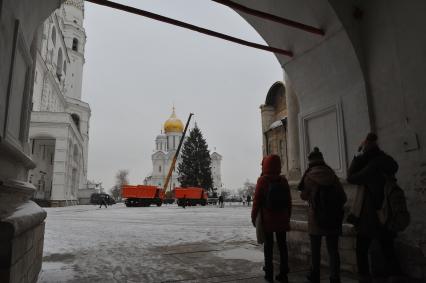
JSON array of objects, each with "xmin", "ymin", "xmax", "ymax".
[{"xmin": 347, "ymin": 147, "xmax": 398, "ymax": 236}]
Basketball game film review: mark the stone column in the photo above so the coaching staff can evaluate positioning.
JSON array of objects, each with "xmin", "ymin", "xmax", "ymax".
[
  {"xmin": 284, "ymin": 73, "xmax": 301, "ymax": 181},
  {"xmin": 259, "ymin": 105, "xmax": 274, "ymax": 156}
]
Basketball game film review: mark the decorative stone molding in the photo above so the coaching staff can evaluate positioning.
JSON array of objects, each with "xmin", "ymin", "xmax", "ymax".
[
  {"xmin": 299, "ymin": 102, "xmax": 347, "ymax": 177},
  {"xmin": 0, "ymin": 180, "xmax": 46, "ymax": 233},
  {"xmin": 64, "ymin": 0, "xmax": 84, "ymax": 11}
]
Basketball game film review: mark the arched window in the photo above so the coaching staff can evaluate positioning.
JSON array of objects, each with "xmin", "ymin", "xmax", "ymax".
[
  {"xmin": 159, "ymin": 166, "xmax": 162, "ymax": 173},
  {"xmin": 71, "ymin": 113, "xmax": 80, "ymax": 131},
  {"xmin": 51, "ymin": 26, "xmax": 56, "ymax": 46},
  {"xmin": 56, "ymin": 48, "xmax": 63, "ymax": 80},
  {"xmin": 72, "ymin": 38, "xmax": 79, "ymax": 51}
]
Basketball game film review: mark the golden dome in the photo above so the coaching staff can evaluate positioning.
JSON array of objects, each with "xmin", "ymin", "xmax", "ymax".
[{"xmin": 164, "ymin": 108, "xmax": 184, "ymax": 133}]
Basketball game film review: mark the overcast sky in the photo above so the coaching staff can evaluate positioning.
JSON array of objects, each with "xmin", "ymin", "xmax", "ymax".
[{"xmin": 82, "ymin": 0, "xmax": 282, "ymax": 192}]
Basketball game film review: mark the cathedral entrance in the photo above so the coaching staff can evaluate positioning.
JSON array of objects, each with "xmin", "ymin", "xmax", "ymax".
[{"xmin": 29, "ymin": 138, "xmax": 55, "ymax": 204}]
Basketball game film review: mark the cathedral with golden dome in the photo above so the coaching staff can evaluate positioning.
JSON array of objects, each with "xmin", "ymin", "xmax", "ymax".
[{"xmin": 144, "ymin": 108, "xmax": 223, "ymax": 192}]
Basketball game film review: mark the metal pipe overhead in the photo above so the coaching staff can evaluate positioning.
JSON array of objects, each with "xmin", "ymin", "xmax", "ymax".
[
  {"xmin": 212, "ymin": 0, "xmax": 325, "ymax": 36},
  {"xmin": 85, "ymin": 0, "xmax": 294, "ymax": 57}
]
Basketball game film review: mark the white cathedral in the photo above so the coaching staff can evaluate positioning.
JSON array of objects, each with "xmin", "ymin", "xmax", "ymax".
[
  {"xmin": 144, "ymin": 109, "xmax": 223, "ymax": 193},
  {"xmin": 28, "ymin": 0, "xmax": 91, "ymax": 206}
]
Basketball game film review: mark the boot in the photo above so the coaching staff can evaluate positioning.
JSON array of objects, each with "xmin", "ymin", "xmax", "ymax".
[
  {"xmin": 275, "ymin": 273, "xmax": 288, "ymax": 283},
  {"xmin": 263, "ymin": 266, "xmax": 274, "ymax": 282},
  {"xmin": 264, "ymin": 272, "xmax": 274, "ymax": 282},
  {"xmin": 306, "ymin": 271, "xmax": 320, "ymax": 283}
]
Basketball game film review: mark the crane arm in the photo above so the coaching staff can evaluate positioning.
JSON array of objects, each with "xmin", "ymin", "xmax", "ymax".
[{"xmin": 162, "ymin": 113, "xmax": 194, "ymax": 193}]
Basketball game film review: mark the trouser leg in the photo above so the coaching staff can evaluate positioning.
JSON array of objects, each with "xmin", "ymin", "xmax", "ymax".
[
  {"xmin": 310, "ymin": 234, "xmax": 321, "ymax": 281},
  {"xmin": 326, "ymin": 235, "xmax": 341, "ymax": 281},
  {"xmin": 264, "ymin": 232, "xmax": 274, "ymax": 275},
  {"xmin": 276, "ymin": 231, "xmax": 289, "ymax": 275},
  {"xmin": 379, "ymin": 232, "xmax": 401, "ymax": 277},
  {"xmin": 356, "ymin": 235, "xmax": 372, "ymax": 277}
]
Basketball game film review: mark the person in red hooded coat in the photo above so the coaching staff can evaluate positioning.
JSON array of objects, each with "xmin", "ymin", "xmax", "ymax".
[{"xmin": 251, "ymin": 154, "xmax": 292, "ymax": 283}]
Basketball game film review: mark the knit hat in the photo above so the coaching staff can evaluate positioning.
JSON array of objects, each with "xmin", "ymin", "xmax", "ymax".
[
  {"xmin": 308, "ymin": 147, "xmax": 324, "ymax": 162},
  {"xmin": 359, "ymin": 132, "xmax": 378, "ymax": 151},
  {"xmin": 365, "ymin": 132, "xmax": 378, "ymax": 143}
]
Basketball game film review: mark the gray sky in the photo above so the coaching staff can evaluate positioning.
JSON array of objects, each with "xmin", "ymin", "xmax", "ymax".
[{"xmin": 82, "ymin": 0, "xmax": 282, "ymax": 192}]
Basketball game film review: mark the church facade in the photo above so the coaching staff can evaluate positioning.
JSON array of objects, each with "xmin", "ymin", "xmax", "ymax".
[
  {"xmin": 28, "ymin": 0, "xmax": 90, "ymax": 206},
  {"xmin": 260, "ymin": 82, "xmax": 288, "ymax": 176},
  {"xmin": 144, "ymin": 109, "xmax": 223, "ymax": 192}
]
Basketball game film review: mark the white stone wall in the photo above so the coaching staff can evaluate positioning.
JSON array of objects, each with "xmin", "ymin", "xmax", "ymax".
[{"xmin": 28, "ymin": 0, "xmax": 90, "ymax": 205}]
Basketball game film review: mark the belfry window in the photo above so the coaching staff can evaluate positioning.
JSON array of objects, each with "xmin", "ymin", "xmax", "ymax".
[
  {"xmin": 72, "ymin": 38, "xmax": 79, "ymax": 51},
  {"xmin": 56, "ymin": 48, "xmax": 63, "ymax": 80}
]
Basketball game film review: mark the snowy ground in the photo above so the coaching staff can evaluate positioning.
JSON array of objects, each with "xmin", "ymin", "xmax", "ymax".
[{"xmin": 38, "ymin": 203, "xmax": 265, "ymax": 282}]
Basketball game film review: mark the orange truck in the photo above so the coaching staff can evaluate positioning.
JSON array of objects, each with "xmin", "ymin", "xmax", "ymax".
[
  {"xmin": 174, "ymin": 187, "xmax": 208, "ymax": 206},
  {"xmin": 122, "ymin": 185, "xmax": 164, "ymax": 207}
]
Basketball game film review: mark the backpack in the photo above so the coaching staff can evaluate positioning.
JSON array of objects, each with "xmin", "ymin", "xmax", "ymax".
[
  {"xmin": 264, "ymin": 181, "xmax": 288, "ymax": 212},
  {"xmin": 377, "ymin": 177, "xmax": 410, "ymax": 232},
  {"xmin": 313, "ymin": 184, "xmax": 344, "ymax": 229}
]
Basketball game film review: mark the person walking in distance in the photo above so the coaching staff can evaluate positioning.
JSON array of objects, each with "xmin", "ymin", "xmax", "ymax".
[
  {"xmin": 99, "ymin": 194, "xmax": 108, "ymax": 208},
  {"xmin": 218, "ymin": 194, "xmax": 224, "ymax": 208},
  {"xmin": 347, "ymin": 133, "xmax": 404, "ymax": 283},
  {"xmin": 299, "ymin": 147, "xmax": 347, "ymax": 283},
  {"xmin": 246, "ymin": 194, "xmax": 252, "ymax": 207},
  {"xmin": 252, "ymin": 154, "xmax": 292, "ymax": 283},
  {"xmin": 182, "ymin": 195, "xmax": 187, "ymax": 208}
]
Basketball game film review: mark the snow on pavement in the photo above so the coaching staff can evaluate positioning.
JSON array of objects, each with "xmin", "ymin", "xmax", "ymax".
[{"xmin": 38, "ymin": 203, "xmax": 262, "ymax": 282}]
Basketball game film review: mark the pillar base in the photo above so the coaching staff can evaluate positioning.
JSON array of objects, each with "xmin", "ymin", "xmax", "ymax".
[{"xmin": 0, "ymin": 180, "xmax": 46, "ymax": 283}]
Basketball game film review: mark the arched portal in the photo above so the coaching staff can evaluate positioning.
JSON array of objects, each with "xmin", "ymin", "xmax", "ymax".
[
  {"xmin": 2, "ymin": 0, "xmax": 426, "ymax": 281},
  {"xmin": 29, "ymin": 136, "xmax": 57, "ymax": 206}
]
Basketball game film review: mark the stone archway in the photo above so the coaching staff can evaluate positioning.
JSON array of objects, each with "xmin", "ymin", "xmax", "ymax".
[{"xmin": 2, "ymin": 0, "xmax": 426, "ymax": 281}]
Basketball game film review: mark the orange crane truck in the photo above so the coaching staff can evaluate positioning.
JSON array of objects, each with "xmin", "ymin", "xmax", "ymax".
[
  {"xmin": 122, "ymin": 185, "xmax": 164, "ymax": 207},
  {"xmin": 121, "ymin": 113, "xmax": 194, "ymax": 208},
  {"xmin": 174, "ymin": 187, "xmax": 208, "ymax": 206}
]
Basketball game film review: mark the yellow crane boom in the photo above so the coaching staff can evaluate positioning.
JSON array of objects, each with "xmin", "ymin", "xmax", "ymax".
[{"xmin": 162, "ymin": 113, "xmax": 194, "ymax": 193}]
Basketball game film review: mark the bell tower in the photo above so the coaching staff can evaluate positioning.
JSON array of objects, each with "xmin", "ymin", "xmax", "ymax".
[{"xmin": 63, "ymin": 0, "xmax": 86, "ymax": 100}]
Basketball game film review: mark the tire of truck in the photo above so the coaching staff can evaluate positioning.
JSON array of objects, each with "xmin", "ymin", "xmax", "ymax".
[
  {"xmin": 156, "ymin": 202, "xmax": 162, "ymax": 207},
  {"xmin": 201, "ymin": 200, "xmax": 207, "ymax": 206}
]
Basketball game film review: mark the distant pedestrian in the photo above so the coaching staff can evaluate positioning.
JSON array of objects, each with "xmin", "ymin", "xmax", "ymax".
[
  {"xmin": 246, "ymin": 195, "xmax": 252, "ymax": 207},
  {"xmin": 252, "ymin": 154, "xmax": 291, "ymax": 283},
  {"xmin": 347, "ymin": 133, "xmax": 405, "ymax": 282},
  {"xmin": 182, "ymin": 195, "xmax": 187, "ymax": 209},
  {"xmin": 218, "ymin": 195, "xmax": 224, "ymax": 208},
  {"xmin": 299, "ymin": 147, "xmax": 347, "ymax": 283},
  {"xmin": 99, "ymin": 195, "xmax": 108, "ymax": 208}
]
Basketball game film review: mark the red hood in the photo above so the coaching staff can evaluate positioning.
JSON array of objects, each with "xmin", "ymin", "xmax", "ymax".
[{"xmin": 262, "ymin": 155, "xmax": 281, "ymax": 176}]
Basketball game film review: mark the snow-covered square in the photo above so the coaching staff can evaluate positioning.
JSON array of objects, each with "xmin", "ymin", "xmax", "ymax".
[{"xmin": 38, "ymin": 204, "xmax": 265, "ymax": 282}]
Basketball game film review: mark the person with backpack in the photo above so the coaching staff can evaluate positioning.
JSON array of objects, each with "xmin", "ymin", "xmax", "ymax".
[
  {"xmin": 251, "ymin": 154, "xmax": 292, "ymax": 283},
  {"xmin": 299, "ymin": 147, "xmax": 347, "ymax": 283},
  {"xmin": 347, "ymin": 133, "xmax": 406, "ymax": 283}
]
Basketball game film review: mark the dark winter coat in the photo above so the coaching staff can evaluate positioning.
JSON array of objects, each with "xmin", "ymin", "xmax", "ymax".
[
  {"xmin": 251, "ymin": 155, "xmax": 292, "ymax": 233},
  {"xmin": 347, "ymin": 146, "xmax": 399, "ymax": 237},
  {"xmin": 300, "ymin": 161, "xmax": 347, "ymax": 235}
]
